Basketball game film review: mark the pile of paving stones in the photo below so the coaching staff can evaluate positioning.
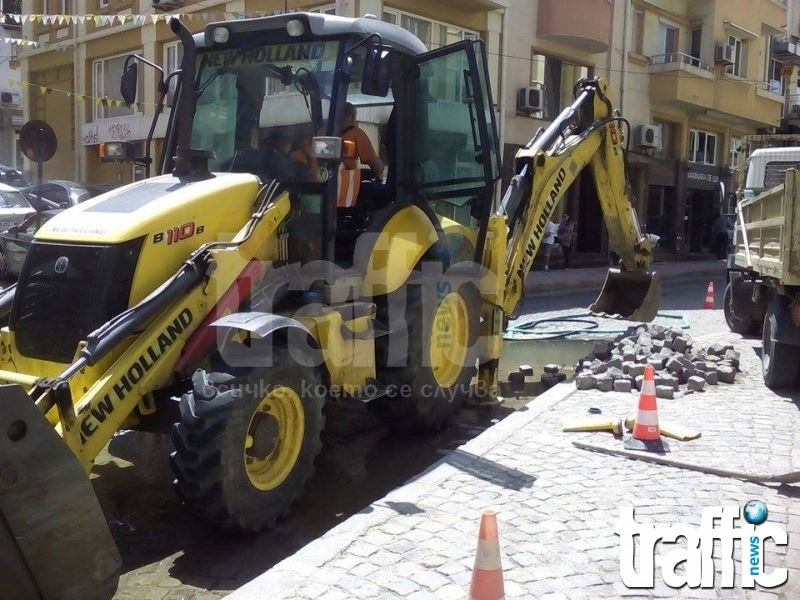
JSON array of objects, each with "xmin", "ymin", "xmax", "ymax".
[{"xmin": 567, "ymin": 323, "xmax": 740, "ymax": 398}]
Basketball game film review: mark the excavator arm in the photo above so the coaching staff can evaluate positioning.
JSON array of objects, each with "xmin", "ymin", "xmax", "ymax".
[{"xmin": 499, "ymin": 77, "xmax": 660, "ymax": 321}]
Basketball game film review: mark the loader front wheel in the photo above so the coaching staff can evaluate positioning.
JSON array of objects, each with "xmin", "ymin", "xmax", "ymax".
[{"xmin": 170, "ymin": 346, "xmax": 325, "ymax": 531}]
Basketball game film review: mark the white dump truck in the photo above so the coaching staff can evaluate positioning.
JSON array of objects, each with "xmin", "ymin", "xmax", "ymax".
[{"xmin": 725, "ymin": 135, "xmax": 800, "ymax": 389}]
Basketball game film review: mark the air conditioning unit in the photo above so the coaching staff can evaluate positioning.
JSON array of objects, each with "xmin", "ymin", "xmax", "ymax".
[
  {"xmin": 517, "ymin": 83, "xmax": 544, "ymax": 113},
  {"xmin": 715, "ymin": 43, "xmax": 735, "ymax": 65},
  {"xmin": 152, "ymin": 0, "xmax": 183, "ymax": 10},
  {"xmin": 635, "ymin": 124, "xmax": 662, "ymax": 150}
]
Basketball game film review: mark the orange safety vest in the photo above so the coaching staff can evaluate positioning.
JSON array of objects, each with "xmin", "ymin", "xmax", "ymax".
[
  {"xmin": 337, "ymin": 126, "xmax": 364, "ymax": 208},
  {"xmin": 337, "ymin": 163, "xmax": 360, "ymax": 208}
]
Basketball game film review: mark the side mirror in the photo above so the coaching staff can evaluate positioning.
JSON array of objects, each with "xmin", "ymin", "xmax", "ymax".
[
  {"xmin": 120, "ymin": 61, "xmax": 138, "ymax": 106},
  {"xmin": 361, "ymin": 44, "xmax": 392, "ymax": 97}
]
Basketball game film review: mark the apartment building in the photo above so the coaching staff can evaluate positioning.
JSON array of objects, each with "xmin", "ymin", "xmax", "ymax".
[
  {"xmin": 505, "ymin": 0, "xmax": 791, "ymax": 259},
  {"xmin": 16, "ymin": 0, "xmax": 793, "ymax": 259},
  {"xmin": 612, "ymin": 0, "xmax": 789, "ymax": 257}
]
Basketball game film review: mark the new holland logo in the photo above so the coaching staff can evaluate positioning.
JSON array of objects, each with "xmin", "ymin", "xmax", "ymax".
[{"xmin": 54, "ymin": 256, "xmax": 69, "ymax": 274}]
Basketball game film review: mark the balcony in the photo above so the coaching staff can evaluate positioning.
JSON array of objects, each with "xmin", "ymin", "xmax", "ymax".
[
  {"xmin": 649, "ymin": 52, "xmax": 713, "ymax": 72},
  {"xmin": 771, "ymin": 34, "xmax": 800, "ymax": 65},
  {"xmin": 537, "ymin": 0, "xmax": 611, "ymax": 54},
  {"xmin": 437, "ymin": 0, "xmax": 510, "ymax": 11},
  {"xmin": 648, "ymin": 55, "xmax": 782, "ymax": 128}
]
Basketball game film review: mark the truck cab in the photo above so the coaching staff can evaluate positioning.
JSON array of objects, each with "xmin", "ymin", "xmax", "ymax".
[{"xmin": 742, "ymin": 146, "xmax": 800, "ymax": 199}]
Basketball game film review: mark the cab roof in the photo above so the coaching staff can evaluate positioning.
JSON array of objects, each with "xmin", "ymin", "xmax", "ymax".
[{"xmin": 194, "ymin": 12, "xmax": 428, "ymax": 56}]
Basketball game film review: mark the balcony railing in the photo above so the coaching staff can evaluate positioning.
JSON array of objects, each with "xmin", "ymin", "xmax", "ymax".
[
  {"xmin": 649, "ymin": 52, "xmax": 712, "ymax": 71},
  {"xmin": 771, "ymin": 34, "xmax": 800, "ymax": 63},
  {"xmin": 788, "ymin": 95, "xmax": 800, "ymax": 118},
  {"xmin": 756, "ymin": 80, "xmax": 784, "ymax": 95}
]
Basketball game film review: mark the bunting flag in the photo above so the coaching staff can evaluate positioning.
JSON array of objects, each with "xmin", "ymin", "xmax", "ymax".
[
  {"xmin": 0, "ymin": 9, "xmax": 307, "ymax": 107},
  {"xmin": 0, "ymin": 10, "xmax": 291, "ymax": 28},
  {"xmin": 9, "ymin": 78, "xmax": 160, "ymax": 109}
]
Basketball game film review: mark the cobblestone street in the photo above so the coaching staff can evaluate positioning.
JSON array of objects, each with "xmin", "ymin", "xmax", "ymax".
[{"xmin": 228, "ymin": 273, "xmax": 800, "ymax": 599}]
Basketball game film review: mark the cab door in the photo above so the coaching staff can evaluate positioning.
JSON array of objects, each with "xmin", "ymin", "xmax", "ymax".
[{"xmin": 412, "ymin": 39, "xmax": 501, "ymax": 262}]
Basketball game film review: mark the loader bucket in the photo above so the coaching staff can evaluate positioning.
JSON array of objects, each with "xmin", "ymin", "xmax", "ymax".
[
  {"xmin": 0, "ymin": 384, "xmax": 121, "ymax": 600},
  {"xmin": 589, "ymin": 268, "xmax": 661, "ymax": 322}
]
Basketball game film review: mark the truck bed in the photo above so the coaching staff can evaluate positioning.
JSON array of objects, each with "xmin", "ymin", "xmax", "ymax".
[{"xmin": 733, "ymin": 168, "xmax": 800, "ymax": 286}]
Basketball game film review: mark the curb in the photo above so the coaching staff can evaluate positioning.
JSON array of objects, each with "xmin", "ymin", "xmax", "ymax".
[{"xmin": 523, "ymin": 265, "xmax": 726, "ymax": 295}]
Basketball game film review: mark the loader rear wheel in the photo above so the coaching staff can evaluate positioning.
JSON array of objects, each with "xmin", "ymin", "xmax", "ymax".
[
  {"xmin": 723, "ymin": 281, "xmax": 757, "ymax": 335},
  {"xmin": 761, "ymin": 301, "xmax": 800, "ymax": 390},
  {"xmin": 373, "ymin": 279, "xmax": 480, "ymax": 431},
  {"xmin": 170, "ymin": 347, "xmax": 325, "ymax": 531}
]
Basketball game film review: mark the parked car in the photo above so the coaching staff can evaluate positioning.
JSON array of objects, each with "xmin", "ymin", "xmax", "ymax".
[
  {"xmin": 0, "ymin": 209, "xmax": 60, "ymax": 279},
  {"xmin": 20, "ymin": 180, "xmax": 111, "ymax": 211},
  {"xmin": 0, "ymin": 183, "xmax": 35, "ymax": 234},
  {"xmin": 0, "ymin": 164, "xmax": 28, "ymax": 187}
]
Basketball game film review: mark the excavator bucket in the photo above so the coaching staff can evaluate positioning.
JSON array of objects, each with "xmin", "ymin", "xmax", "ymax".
[
  {"xmin": 589, "ymin": 268, "xmax": 661, "ymax": 322},
  {"xmin": 0, "ymin": 384, "xmax": 121, "ymax": 600}
]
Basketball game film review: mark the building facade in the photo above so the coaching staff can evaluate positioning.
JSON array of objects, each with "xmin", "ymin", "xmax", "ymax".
[
  {"xmin": 15, "ymin": 0, "xmax": 793, "ymax": 259},
  {"xmin": 609, "ymin": 0, "xmax": 789, "ymax": 258}
]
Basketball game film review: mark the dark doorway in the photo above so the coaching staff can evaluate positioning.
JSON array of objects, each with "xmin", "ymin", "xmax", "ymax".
[
  {"xmin": 685, "ymin": 190, "xmax": 714, "ymax": 253},
  {"xmin": 646, "ymin": 185, "xmax": 677, "ymax": 250},
  {"xmin": 575, "ymin": 169, "xmax": 602, "ymax": 253}
]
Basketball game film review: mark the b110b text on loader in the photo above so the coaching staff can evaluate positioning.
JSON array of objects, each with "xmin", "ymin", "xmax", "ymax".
[{"xmin": 0, "ymin": 13, "xmax": 660, "ymax": 599}]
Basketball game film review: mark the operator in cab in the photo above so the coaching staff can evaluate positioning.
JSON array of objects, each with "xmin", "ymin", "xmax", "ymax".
[{"xmin": 338, "ymin": 102, "xmax": 386, "ymax": 210}]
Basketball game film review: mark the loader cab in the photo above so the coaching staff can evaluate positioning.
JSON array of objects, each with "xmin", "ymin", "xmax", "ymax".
[{"xmin": 143, "ymin": 13, "xmax": 500, "ymax": 273}]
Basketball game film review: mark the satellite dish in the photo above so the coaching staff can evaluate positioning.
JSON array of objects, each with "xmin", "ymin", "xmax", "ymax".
[{"xmin": 20, "ymin": 120, "xmax": 57, "ymax": 163}]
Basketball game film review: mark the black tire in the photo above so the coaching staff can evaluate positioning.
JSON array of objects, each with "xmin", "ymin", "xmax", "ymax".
[
  {"xmin": 761, "ymin": 301, "xmax": 800, "ymax": 390},
  {"xmin": 0, "ymin": 248, "xmax": 10, "ymax": 280},
  {"xmin": 373, "ymin": 276, "xmax": 481, "ymax": 431},
  {"xmin": 723, "ymin": 281, "xmax": 757, "ymax": 335},
  {"xmin": 170, "ymin": 346, "xmax": 325, "ymax": 531}
]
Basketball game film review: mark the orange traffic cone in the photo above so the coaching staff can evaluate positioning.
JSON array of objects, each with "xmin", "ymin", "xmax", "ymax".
[
  {"xmin": 703, "ymin": 281, "xmax": 715, "ymax": 309},
  {"xmin": 469, "ymin": 510, "xmax": 505, "ymax": 600},
  {"xmin": 624, "ymin": 365, "xmax": 670, "ymax": 453}
]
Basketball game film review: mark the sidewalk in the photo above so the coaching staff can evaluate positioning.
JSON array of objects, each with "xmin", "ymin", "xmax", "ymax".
[
  {"xmin": 524, "ymin": 259, "xmax": 726, "ymax": 295},
  {"xmin": 226, "ymin": 260, "xmax": 800, "ymax": 600}
]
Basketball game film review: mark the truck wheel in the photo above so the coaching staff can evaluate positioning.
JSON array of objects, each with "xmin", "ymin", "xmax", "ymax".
[
  {"xmin": 373, "ymin": 279, "xmax": 480, "ymax": 431},
  {"xmin": 761, "ymin": 304, "xmax": 800, "ymax": 390},
  {"xmin": 723, "ymin": 281, "xmax": 757, "ymax": 335},
  {"xmin": 170, "ymin": 346, "xmax": 325, "ymax": 531}
]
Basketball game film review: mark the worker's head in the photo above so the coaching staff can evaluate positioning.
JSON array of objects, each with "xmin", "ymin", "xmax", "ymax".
[
  {"xmin": 562, "ymin": 213, "xmax": 570, "ymax": 222},
  {"xmin": 343, "ymin": 102, "xmax": 357, "ymax": 127}
]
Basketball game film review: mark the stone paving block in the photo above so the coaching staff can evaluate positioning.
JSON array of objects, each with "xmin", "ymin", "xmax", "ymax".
[
  {"xmin": 717, "ymin": 365, "xmax": 736, "ymax": 384},
  {"xmin": 629, "ymin": 363, "xmax": 646, "ymax": 377},
  {"xmin": 576, "ymin": 373, "xmax": 595, "ymax": 390},
  {"xmin": 596, "ymin": 375, "xmax": 614, "ymax": 392},
  {"xmin": 687, "ymin": 375, "xmax": 706, "ymax": 391},
  {"xmin": 613, "ymin": 379, "xmax": 632, "ymax": 393}
]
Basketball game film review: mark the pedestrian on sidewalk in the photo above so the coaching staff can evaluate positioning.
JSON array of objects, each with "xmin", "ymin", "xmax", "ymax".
[
  {"xmin": 542, "ymin": 219, "xmax": 558, "ymax": 271},
  {"xmin": 712, "ymin": 212, "xmax": 729, "ymax": 261},
  {"xmin": 557, "ymin": 214, "xmax": 576, "ymax": 269}
]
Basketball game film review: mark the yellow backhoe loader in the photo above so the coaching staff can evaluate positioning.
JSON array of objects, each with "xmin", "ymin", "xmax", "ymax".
[{"xmin": 0, "ymin": 13, "xmax": 658, "ymax": 599}]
